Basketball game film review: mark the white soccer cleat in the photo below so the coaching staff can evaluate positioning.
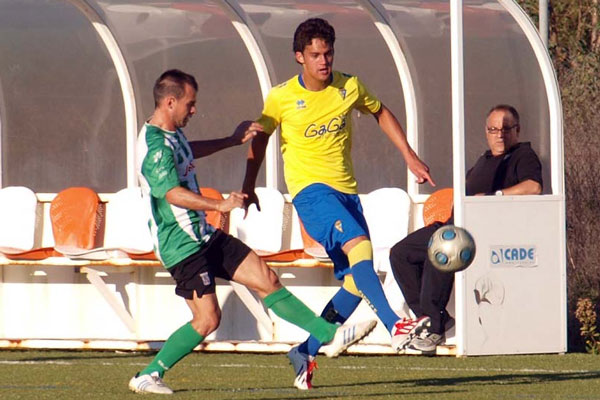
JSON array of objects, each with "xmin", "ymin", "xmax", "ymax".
[
  {"xmin": 322, "ymin": 319, "xmax": 377, "ymax": 358},
  {"xmin": 288, "ymin": 346, "xmax": 317, "ymax": 390},
  {"xmin": 128, "ymin": 371, "xmax": 174, "ymax": 395},
  {"xmin": 390, "ymin": 316, "xmax": 431, "ymax": 352}
]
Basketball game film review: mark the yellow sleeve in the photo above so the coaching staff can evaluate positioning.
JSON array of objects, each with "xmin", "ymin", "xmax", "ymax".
[
  {"xmin": 355, "ymin": 77, "xmax": 382, "ymax": 114},
  {"xmin": 256, "ymin": 88, "xmax": 281, "ymax": 135}
]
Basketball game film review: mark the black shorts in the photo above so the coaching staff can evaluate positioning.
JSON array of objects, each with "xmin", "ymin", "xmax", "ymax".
[{"xmin": 167, "ymin": 230, "xmax": 251, "ymax": 300}]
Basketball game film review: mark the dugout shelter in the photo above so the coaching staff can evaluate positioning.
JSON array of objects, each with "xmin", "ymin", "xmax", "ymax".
[{"xmin": 0, "ymin": 0, "xmax": 565, "ymax": 356}]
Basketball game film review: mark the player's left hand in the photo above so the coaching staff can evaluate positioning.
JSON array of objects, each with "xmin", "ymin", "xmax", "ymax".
[
  {"xmin": 231, "ymin": 121, "xmax": 262, "ymax": 145},
  {"xmin": 220, "ymin": 191, "xmax": 248, "ymax": 212},
  {"xmin": 407, "ymin": 156, "xmax": 436, "ymax": 186},
  {"xmin": 242, "ymin": 189, "xmax": 261, "ymax": 218}
]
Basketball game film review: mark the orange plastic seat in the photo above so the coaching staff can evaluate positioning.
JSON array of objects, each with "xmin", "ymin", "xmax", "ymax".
[
  {"xmin": 422, "ymin": 188, "xmax": 453, "ymax": 226},
  {"xmin": 50, "ymin": 187, "xmax": 102, "ymax": 255}
]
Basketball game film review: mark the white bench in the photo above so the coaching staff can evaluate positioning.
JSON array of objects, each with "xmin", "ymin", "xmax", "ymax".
[{"xmin": 0, "ymin": 186, "xmax": 426, "ymax": 352}]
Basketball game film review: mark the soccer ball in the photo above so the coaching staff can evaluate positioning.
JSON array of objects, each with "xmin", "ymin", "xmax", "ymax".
[{"xmin": 427, "ymin": 225, "xmax": 476, "ymax": 273}]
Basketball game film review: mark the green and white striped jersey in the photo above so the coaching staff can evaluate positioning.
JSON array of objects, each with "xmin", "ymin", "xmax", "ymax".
[{"xmin": 136, "ymin": 123, "xmax": 215, "ymax": 268}]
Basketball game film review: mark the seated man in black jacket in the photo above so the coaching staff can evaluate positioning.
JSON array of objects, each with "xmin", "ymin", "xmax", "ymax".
[{"xmin": 389, "ymin": 104, "xmax": 543, "ymax": 353}]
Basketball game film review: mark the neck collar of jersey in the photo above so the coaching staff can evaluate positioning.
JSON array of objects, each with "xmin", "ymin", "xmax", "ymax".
[
  {"xmin": 298, "ymin": 73, "xmax": 333, "ymax": 90},
  {"xmin": 146, "ymin": 121, "xmax": 176, "ymax": 135}
]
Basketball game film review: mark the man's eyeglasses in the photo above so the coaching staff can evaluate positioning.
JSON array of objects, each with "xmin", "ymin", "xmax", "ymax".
[{"xmin": 486, "ymin": 125, "xmax": 518, "ymax": 135}]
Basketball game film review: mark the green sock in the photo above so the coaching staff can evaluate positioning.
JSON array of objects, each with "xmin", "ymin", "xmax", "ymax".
[
  {"xmin": 140, "ymin": 322, "xmax": 204, "ymax": 377},
  {"xmin": 264, "ymin": 287, "xmax": 337, "ymax": 344}
]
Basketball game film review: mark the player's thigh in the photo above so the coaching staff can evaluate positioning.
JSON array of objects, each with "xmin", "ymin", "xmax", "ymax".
[
  {"xmin": 231, "ymin": 251, "xmax": 281, "ymax": 298},
  {"xmin": 294, "ymin": 185, "xmax": 369, "ymax": 249}
]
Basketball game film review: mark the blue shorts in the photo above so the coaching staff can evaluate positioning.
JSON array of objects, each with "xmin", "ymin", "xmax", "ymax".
[{"xmin": 293, "ymin": 183, "xmax": 370, "ymax": 280}]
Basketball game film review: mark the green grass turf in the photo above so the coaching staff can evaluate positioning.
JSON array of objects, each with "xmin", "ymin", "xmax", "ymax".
[{"xmin": 0, "ymin": 350, "xmax": 599, "ymax": 399}]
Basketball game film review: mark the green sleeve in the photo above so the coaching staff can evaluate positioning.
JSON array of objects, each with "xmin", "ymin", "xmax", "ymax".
[{"xmin": 141, "ymin": 144, "xmax": 180, "ymax": 199}]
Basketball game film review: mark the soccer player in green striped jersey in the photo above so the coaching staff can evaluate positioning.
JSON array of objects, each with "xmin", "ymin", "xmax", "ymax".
[{"xmin": 129, "ymin": 69, "xmax": 376, "ymax": 395}]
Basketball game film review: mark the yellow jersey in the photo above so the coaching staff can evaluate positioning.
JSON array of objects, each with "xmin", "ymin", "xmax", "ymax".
[{"xmin": 258, "ymin": 71, "xmax": 381, "ymax": 198}]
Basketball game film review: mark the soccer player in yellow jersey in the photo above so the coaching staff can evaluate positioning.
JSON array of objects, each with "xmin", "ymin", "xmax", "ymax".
[{"xmin": 242, "ymin": 18, "xmax": 436, "ymax": 390}]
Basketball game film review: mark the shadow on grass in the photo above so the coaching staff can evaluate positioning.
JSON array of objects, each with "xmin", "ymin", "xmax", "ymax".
[
  {"xmin": 169, "ymin": 371, "xmax": 600, "ymax": 399},
  {"xmin": 0, "ymin": 349, "xmax": 154, "ymax": 363},
  {"xmin": 316, "ymin": 369, "xmax": 600, "ymax": 390},
  {"xmin": 173, "ymin": 386, "xmax": 456, "ymax": 399}
]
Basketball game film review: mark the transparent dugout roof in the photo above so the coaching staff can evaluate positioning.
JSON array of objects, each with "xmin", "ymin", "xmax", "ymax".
[{"xmin": 0, "ymin": 0, "xmax": 560, "ymax": 195}]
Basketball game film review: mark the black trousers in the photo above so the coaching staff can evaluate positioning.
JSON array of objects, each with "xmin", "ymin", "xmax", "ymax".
[{"xmin": 389, "ymin": 222, "xmax": 454, "ymax": 334}]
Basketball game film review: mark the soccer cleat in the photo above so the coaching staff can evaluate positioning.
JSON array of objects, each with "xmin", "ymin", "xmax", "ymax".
[
  {"xmin": 322, "ymin": 319, "xmax": 377, "ymax": 358},
  {"xmin": 407, "ymin": 331, "xmax": 444, "ymax": 354},
  {"xmin": 128, "ymin": 371, "xmax": 174, "ymax": 395},
  {"xmin": 391, "ymin": 316, "xmax": 431, "ymax": 352},
  {"xmin": 288, "ymin": 346, "xmax": 317, "ymax": 390}
]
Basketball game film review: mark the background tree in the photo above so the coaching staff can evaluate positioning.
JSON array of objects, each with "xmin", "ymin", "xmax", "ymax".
[{"xmin": 517, "ymin": 0, "xmax": 600, "ymax": 351}]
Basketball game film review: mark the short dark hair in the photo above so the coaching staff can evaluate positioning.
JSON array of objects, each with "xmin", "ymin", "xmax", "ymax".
[
  {"xmin": 153, "ymin": 69, "xmax": 198, "ymax": 107},
  {"xmin": 293, "ymin": 18, "xmax": 335, "ymax": 53},
  {"xmin": 487, "ymin": 104, "xmax": 520, "ymax": 125}
]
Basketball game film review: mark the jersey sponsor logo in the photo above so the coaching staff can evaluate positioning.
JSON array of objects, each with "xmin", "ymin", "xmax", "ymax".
[
  {"xmin": 296, "ymin": 99, "xmax": 306, "ymax": 109},
  {"xmin": 152, "ymin": 150, "xmax": 163, "ymax": 163},
  {"xmin": 490, "ymin": 245, "xmax": 537, "ymax": 267},
  {"xmin": 339, "ymin": 88, "xmax": 347, "ymax": 100},
  {"xmin": 157, "ymin": 167, "xmax": 169, "ymax": 180},
  {"xmin": 304, "ymin": 115, "xmax": 347, "ymax": 138}
]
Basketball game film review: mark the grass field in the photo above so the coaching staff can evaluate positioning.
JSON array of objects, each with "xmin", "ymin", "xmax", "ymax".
[{"xmin": 1, "ymin": 350, "xmax": 599, "ymax": 399}]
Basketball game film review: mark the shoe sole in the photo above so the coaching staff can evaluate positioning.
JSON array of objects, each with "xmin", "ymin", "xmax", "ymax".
[
  {"xmin": 129, "ymin": 386, "xmax": 173, "ymax": 395},
  {"xmin": 128, "ymin": 381, "xmax": 173, "ymax": 395},
  {"xmin": 406, "ymin": 341, "xmax": 442, "ymax": 355},
  {"xmin": 323, "ymin": 320, "xmax": 377, "ymax": 358},
  {"xmin": 293, "ymin": 378, "xmax": 310, "ymax": 390},
  {"xmin": 406, "ymin": 334, "xmax": 445, "ymax": 355}
]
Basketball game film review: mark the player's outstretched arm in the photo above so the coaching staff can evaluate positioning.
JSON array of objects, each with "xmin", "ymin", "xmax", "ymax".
[
  {"xmin": 165, "ymin": 186, "xmax": 247, "ymax": 213},
  {"xmin": 241, "ymin": 131, "xmax": 270, "ymax": 212},
  {"xmin": 373, "ymin": 104, "xmax": 436, "ymax": 187},
  {"xmin": 188, "ymin": 121, "xmax": 261, "ymax": 159}
]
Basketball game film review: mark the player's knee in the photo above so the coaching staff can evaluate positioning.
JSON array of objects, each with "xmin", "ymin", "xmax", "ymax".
[
  {"xmin": 347, "ymin": 239, "xmax": 373, "ymax": 266},
  {"xmin": 262, "ymin": 268, "xmax": 282, "ymax": 293},
  {"xmin": 191, "ymin": 310, "xmax": 221, "ymax": 336},
  {"xmin": 245, "ymin": 265, "xmax": 282, "ymax": 298}
]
